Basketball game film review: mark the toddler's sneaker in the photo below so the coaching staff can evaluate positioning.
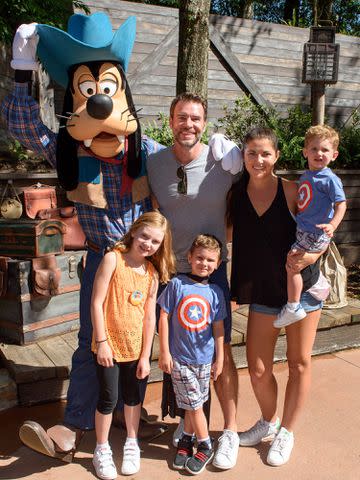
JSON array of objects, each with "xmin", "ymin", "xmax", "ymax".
[
  {"xmin": 93, "ymin": 444, "xmax": 117, "ymax": 480},
  {"xmin": 274, "ymin": 304, "xmax": 306, "ymax": 328},
  {"xmin": 173, "ymin": 434, "xmax": 194, "ymax": 470},
  {"xmin": 121, "ymin": 439, "xmax": 140, "ymax": 475},
  {"xmin": 172, "ymin": 417, "xmax": 184, "ymax": 447},
  {"xmin": 267, "ymin": 427, "xmax": 294, "ymax": 466},
  {"xmin": 185, "ymin": 441, "xmax": 214, "ymax": 475},
  {"xmin": 239, "ymin": 417, "xmax": 280, "ymax": 446},
  {"xmin": 212, "ymin": 429, "xmax": 239, "ymax": 470}
]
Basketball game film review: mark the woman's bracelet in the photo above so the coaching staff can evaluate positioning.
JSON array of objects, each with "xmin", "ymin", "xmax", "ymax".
[{"xmin": 95, "ymin": 338, "xmax": 108, "ymax": 344}]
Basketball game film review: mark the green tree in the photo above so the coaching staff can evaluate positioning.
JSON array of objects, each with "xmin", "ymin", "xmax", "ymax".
[
  {"xmin": 0, "ymin": 0, "xmax": 89, "ymax": 44},
  {"xmin": 211, "ymin": 1, "xmax": 254, "ymax": 18},
  {"xmin": 129, "ymin": 1, "xmax": 359, "ymax": 36}
]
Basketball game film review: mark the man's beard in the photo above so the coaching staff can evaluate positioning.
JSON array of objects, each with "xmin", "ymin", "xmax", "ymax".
[{"xmin": 174, "ymin": 130, "xmax": 202, "ymax": 149}]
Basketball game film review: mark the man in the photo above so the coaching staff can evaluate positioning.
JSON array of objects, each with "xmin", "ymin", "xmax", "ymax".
[{"xmin": 147, "ymin": 93, "xmax": 240, "ymax": 470}]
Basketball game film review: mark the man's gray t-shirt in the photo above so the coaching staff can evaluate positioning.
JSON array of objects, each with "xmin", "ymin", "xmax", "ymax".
[{"xmin": 147, "ymin": 144, "xmax": 235, "ymax": 272}]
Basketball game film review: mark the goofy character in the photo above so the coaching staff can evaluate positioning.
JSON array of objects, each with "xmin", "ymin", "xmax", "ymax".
[
  {"xmin": 1, "ymin": 11, "xmax": 241, "ymax": 462},
  {"xmin": 1, "ymin": 11, "xmax": 166, "ymax": 462}
]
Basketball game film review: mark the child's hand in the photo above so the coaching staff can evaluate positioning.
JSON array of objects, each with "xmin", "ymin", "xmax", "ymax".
[
  {"xmin": 136, "ymin": 357, "xmax": 150, "ymax": 379},
  {"xmin": 96, "ymin": 341, "xmax": 114, "ymax": 367},
  {"xmin": 211, "ymin": 359, "xmax": 223, "ymax": 381},
  {"xmin": 158, "ymin": 352, "xmax": 173, "ymax": 374},
  {"xmin": 316, "ymin": 223, "xmax": 335, "ymax": 237}
]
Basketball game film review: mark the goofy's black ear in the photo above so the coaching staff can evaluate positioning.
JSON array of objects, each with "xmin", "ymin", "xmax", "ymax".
[
  {"xmin": 56, "ymin": 87, "xmax": 79, "ymax": 191},
  {"xmin": 122, "ymin": 67, "xmax": 142, "ymax": 179},
  {"xmin": 127, "ymin": 121, "xmax": 142, "ymax": 178}
]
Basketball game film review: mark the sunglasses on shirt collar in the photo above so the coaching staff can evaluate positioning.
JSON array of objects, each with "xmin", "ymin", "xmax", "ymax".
[{"xmin": 177, "ymin": 166, "xmax": 187, "ymax": 195}]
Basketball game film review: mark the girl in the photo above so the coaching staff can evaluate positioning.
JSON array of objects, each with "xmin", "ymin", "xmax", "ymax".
[
  {"xmin": 227, "ymin": 127, "xmax": 323, "ymax": 467},
  {"xmin": 91, "ymin": 211, "xmax": 176, "ymax": 479}
]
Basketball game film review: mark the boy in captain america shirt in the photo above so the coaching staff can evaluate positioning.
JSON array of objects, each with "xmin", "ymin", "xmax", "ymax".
[
  {"xmin": 157, "ymin": 234, "xmax": 225, "ymax": 475},
  {"xmin": 275, "ymin": 125, "xmax": 346, "ymax": 328}
]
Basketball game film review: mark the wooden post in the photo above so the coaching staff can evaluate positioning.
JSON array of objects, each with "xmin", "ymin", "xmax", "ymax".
[{"xmin": 311, "ymin": 81, "xmax": 326, "ymax": 125}]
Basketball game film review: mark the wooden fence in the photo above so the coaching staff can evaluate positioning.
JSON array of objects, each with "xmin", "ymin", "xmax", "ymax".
[{"xmin": 83, "ymin": 0, "xmax": 360, "ymax": 126}]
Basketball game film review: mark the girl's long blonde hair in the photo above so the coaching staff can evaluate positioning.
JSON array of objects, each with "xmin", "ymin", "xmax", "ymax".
[{"xmin": 113, "ymin": 211, "xmax": 176, "ymax": 283}]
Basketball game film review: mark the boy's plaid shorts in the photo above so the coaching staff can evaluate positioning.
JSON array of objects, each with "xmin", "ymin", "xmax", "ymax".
[{"xmin": 171, "ymin": 359, "xmax": 212, "ymax": 410}]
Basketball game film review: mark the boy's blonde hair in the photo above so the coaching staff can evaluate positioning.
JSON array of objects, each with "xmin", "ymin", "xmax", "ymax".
[
  {"xmin": 189, "ymin": 234, "xmax": 222, "ymax": 259},
  {"xmin": 113, "ymin": 211, "xmax": 176, "ymax": 283},
  {"xmin": 304, "ymin": 125, "xmax": 339, "ymax": 149}
]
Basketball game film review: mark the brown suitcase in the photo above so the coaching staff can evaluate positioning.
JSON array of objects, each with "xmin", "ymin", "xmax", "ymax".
[
  {"xmin": 0, "ymin": 219, "xmax": 66, "ymax": 258},
  {"xmin": 0, "ymin": 250, "xmax": 85, "ymax": 344},
  {"xmin": 22, "ymin": 183, "xmax": 57, "ymax": 219},
  {"xmin": 37, "ymin": 206, "xmax": 86, "ymax": 250}
]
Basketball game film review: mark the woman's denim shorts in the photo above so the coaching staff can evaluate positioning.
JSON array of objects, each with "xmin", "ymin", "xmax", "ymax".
[{"xmin": 250, "ymin": 291, "xmax": 322, "ymax": 315}]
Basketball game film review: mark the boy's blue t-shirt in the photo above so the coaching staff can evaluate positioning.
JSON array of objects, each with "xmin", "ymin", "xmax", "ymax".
[
  {"xmin": 297, "ymin": 167, "xmax": 346, "ymax": 235},
  {"xmin": 157, "ymin": 274, "xmax": 226, "ymax": 365}
]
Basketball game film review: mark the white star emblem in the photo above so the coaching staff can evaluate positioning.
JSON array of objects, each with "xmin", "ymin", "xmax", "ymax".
[{"xmin": 189, "ymin": 305, "xmax": 201, "ymax": 320}]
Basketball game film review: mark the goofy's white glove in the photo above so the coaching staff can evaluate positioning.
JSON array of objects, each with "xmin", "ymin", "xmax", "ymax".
[
  {"xmin": 10, "ymin": 23, "xmax": 39, "ymax": 71},
  {"xmin": 209, "ymin": 133, "xmax": 243, "ymax": 175}
]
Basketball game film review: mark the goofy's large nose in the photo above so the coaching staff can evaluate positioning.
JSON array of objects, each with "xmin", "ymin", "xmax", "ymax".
[{"xmin": 86, "ymin": 94, "xmax": 113, "ymax": 120}]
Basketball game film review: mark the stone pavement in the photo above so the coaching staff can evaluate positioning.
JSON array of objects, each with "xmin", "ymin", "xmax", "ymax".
[{"xmin": 0, "ymin": 348, "xmax": 359, "ymax": 480}]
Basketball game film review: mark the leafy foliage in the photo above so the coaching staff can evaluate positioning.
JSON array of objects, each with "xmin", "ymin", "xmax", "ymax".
[
  {"xmin": 4, "ymin": 139, "xmax": 51, "ymax": 172},
  {"xmin": 217, "ymin": 96, "xmax": 360, "ymax": 169},
  {"xmin": 143, "ymin": 113, "xmax": 174, "ymax": 147},
  {"xmin": 0, "ymin": 0, "xmax": 90, "ymax": 44},
  {"xmin": 216, "ymin": 96, "xmax": 312, "ymax": 169},
  {"xmin": 8, "ymin": 140, "xmax": 32, "ymax": 162},
  {"xmin": 335, "ymin": 110, "xmax": 360, "ymax": 169}
]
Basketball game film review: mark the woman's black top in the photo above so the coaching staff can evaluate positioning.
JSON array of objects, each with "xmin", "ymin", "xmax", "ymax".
[{"xmin": 230, "ymin": 177, "xmax": 319, "ymax": 307}]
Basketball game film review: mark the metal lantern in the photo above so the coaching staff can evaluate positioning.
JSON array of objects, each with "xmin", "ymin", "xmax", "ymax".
[{"xmin": 302, "ymin": 26, "xmax": 340, "ymax": 84}]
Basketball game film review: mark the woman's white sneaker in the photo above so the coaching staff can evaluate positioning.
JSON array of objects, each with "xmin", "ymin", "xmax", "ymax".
[
  {"xmin": 267, "ymin": 427, "xmax": 294, "ymax": 466},
  {"xmin": 212, "ymin": 429, "xmax": 239, "ymax": 470},
  {"xmin": 238, "ymin": 417, "xmax": 280, "ymax": 446}
]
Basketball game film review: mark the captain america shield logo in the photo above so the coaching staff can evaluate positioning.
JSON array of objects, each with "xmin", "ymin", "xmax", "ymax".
[
  {"xmin": 297, "ymin": 181, "xmax": 313, "ymax": 212},
  {"xmin": 177, "ymin": 294, "xmax": 210, "ymax": 332}
]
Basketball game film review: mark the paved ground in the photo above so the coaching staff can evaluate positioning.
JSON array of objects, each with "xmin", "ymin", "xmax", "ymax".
[{"xmin": 1, "ymin": 348, "xmax": 359, "ymax": 480}]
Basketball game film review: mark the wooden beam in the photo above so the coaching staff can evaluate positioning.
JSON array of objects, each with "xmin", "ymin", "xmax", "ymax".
[
  {"xmin": 209, "ymin": 25, "xmax": 272, "ymax": 108},
  {"xmin": 128, "ymin": 25, "xmax": 178, "ymax": 88}
]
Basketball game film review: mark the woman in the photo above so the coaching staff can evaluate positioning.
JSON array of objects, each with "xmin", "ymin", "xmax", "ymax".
[{"xmin": 227, "ymin": 127, "xmax": 323, "ymax": 467}]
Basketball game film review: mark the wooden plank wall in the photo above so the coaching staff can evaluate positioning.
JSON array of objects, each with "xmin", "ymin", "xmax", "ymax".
[
  {"xmin": 0, "ymin": 1, "xmax": 358, "ymax": 134},
  {"xmin": 83, "ymin": 0, "xmax": 360, "ymax": 127}
]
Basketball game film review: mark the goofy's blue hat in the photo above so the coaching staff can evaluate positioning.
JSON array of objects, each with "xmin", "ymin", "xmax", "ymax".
[{"xmin": 36, "ymin": 12, "xmax": 136, "ymax": 88}]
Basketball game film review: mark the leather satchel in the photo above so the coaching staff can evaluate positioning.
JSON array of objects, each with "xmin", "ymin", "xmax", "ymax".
[
  {"xmin": 32, "ymin": 256, "xmax": 61, "ymax": 296},
  {"xmin": 37, "ymin": 206, "xmax": 86, "ymax": 250},
  {"xmin": 22, "ymin": 183, "xmax": 57, "ymax": 219}
]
